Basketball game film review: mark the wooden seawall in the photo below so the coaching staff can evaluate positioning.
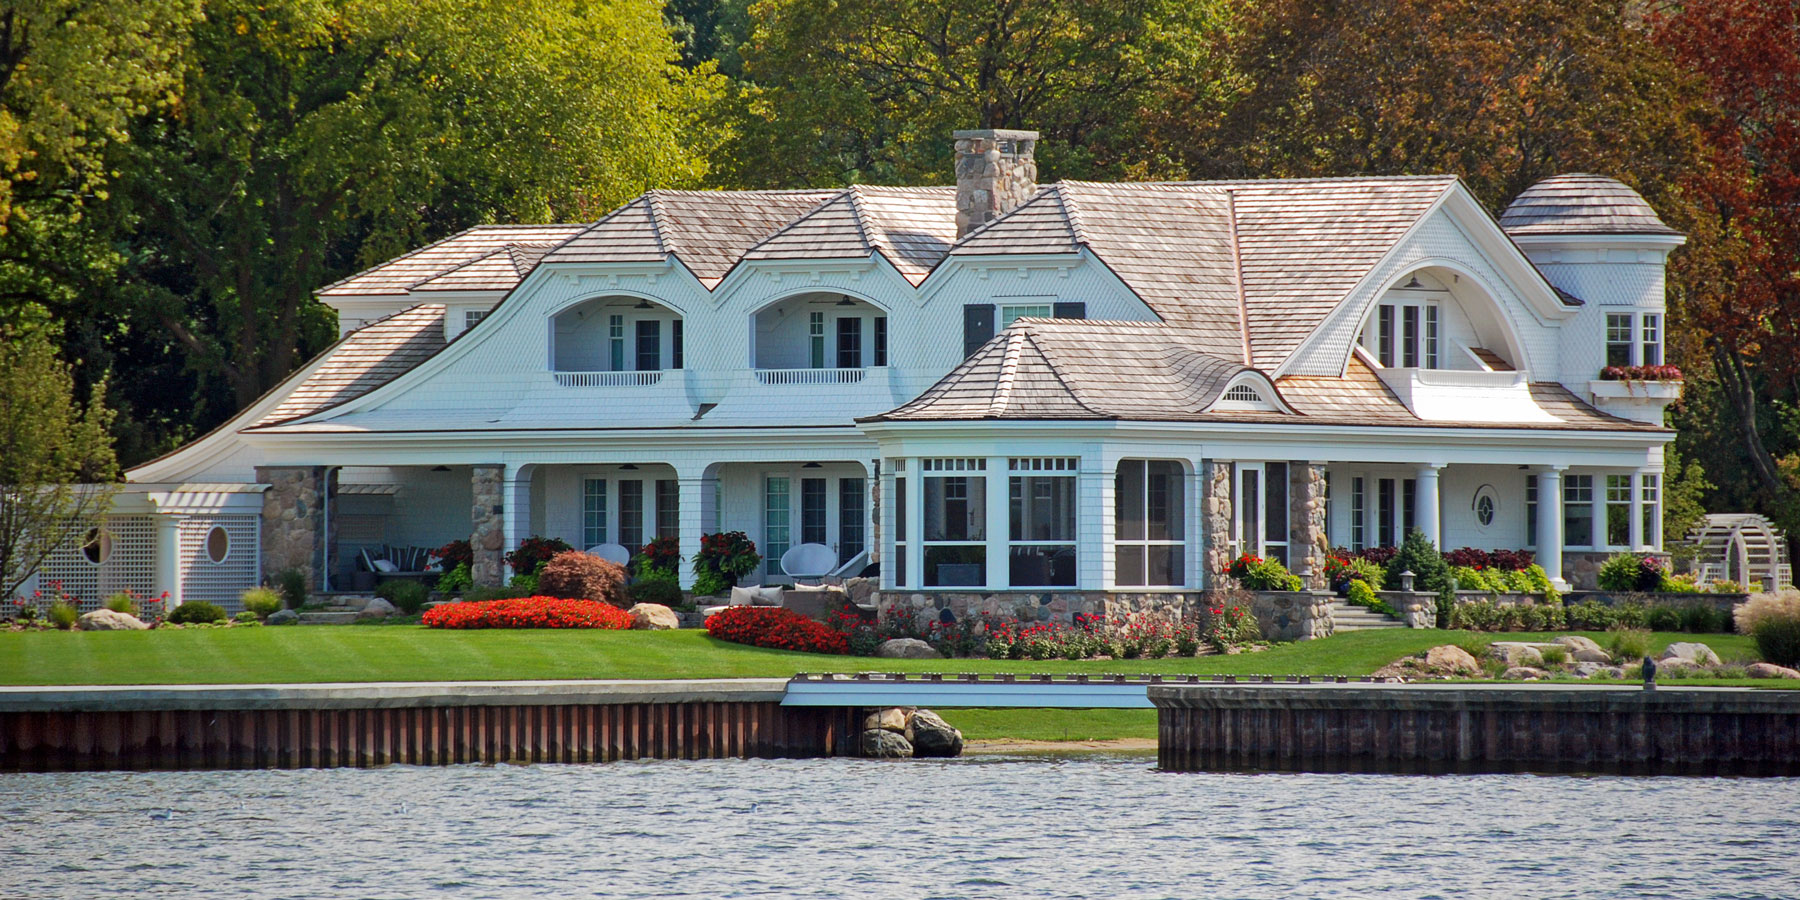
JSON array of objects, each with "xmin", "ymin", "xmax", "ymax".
[
  {"xmin": 0, "ymin": 680, "xmax": 857, "ymax": 772},
  {"xmin": 1151, "ymin": 683, "xmax": 1800, "ymax": 776}
]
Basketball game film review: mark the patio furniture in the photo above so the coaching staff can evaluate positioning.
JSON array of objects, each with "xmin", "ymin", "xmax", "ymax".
[
  {"xmin": 587, "ymin": 543, "xmax": 632, "ymax": 567},
  {"xmin": 780, "ymin": 543, "xmax": 838, "ymax": 584}
]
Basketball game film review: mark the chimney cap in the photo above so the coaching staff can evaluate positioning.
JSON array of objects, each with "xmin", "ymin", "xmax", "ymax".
[{"xmin": 953, "ymin": 128, "xmax": 1040, "ymax": 142}]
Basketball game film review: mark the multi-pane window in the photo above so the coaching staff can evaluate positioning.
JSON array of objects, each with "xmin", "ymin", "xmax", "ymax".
[
  {"xmin": 836, "ymin": 317, "xmax": 863, "ymax": 368},
  {"xmin": 1525, "ymin": 475, "xmax": 1538, "ymax": 547},
  {"xmin": 1606, "ymin": 313, "xmax": 1634, "ymax": 367},
  {"xmin": 765, "ymin": 477, "xmax": 791, "ymax": 574},
  {"xmin": 671, "ymin": 320, "xmax": 684, "ymax": 369},
  {"xmin": 1378, "ymin": 478, "xmax": 1396, "ymax": 548},
  {"xmin": 1365, "ymin": 302, "xmax": 1439, "ymax": 368},
  {"xmin": 1264, "ymin": 462, "xmax": 1289, "ymax": 567},
  {"xmin": 808, "ymin": 312, "xmax": 826, "ymax": 369},
  {"xmin": 1564, "ymin": 475, "xmax": 1595, "ymax": 547},
  {"xmin": 636, "ymin": 320, "xmax": 660, "ymax": 371},
  {"xmin": 1606, "ymin": 475, "xmax": 1632, "ymax": 547},
  {"xmin": 1641, "ymin": 314, "xmax": 1663, "ymax": 365},
  {"xmin": 893, "ymin": 471, "xmax": 907, "ymax": 587},
  {"xmin": 1350, "ymin": 476, "xmax": 1366, "ymax": 551},
  {"xmin": 608, "ymin": 315, "xmax": 626, "ymax": 371},
  {"xmin": 1402, "ymin": 478, "xmax": 1417, "ymax": 538},
  {"xmin": 618, "ymin": 480, "xmax": 644, "ymax": 549},
  {"xmin": 839, "ymin": 477, "xmax": 866, "ymax": 563},
  {"xmin": 800, "ymin": 478, "xmax": 828, "ymax": 545},
  {"xmin": 582, "ymin": 478, "xmax": 607, "ymax": 547},
  {"xmin": 1640, "ymin": 474, "xmax": 1661, "ymax": 549},
  {"xmin": 464, "ymin": 309, "xmax": 488, "ymax": 331},
  {"xmin": 654, "ymin": 479, "xmax": 678, "ymax": 541},
  {"xmin": 873, "ymin": 317, "xmax": 888, "ymax": 366},
  {"xmin": 923, "ymin": 458, "xmax": 986, "ymax": 587},
  {"xmin": 1001, "ymin": 304, "xmax": 1052, "ymax": 328},
  {"xmin": 1009, "ymin": 458, "xmax": 1077, "ymax": 587},
  {"xmin": 1115, "ymin": 460, "xmax": 1185, "ymax": 587}
]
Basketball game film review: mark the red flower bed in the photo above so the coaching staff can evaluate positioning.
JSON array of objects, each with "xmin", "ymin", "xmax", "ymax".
[
  {"xmin": 705, "ymin": 606, "xmax": 848, "ymax": 655},
  {"xmin": 421, "ymin": 596, "xmax": 634, "ymax": 630}
]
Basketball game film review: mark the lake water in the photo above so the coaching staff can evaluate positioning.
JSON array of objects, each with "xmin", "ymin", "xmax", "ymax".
[{"xmin": 3, "ymin": 755, "xmax": 1796, "ymax": 899}]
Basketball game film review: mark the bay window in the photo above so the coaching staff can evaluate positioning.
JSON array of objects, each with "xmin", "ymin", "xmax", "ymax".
[
  {"xmin": 1009, "ymin": 458, "xmax": 1077, "ymax": 587},
  {"xmin": 1115, "ymin": 460, "xmax": 1185, "ymax": 587}
]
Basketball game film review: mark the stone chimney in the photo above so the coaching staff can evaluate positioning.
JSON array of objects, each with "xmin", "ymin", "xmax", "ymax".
[{"xmin": 954, "ymin": 129, "xmax": 1039, "ymax": 238}]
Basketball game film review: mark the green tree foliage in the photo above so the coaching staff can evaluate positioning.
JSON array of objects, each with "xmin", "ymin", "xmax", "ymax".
[
  {"xmin": 721, "ymin": 0, "xmax": 1229, "ymax": 187},
  {"xmin": 0, "ymin": 325, "xmax": 118, "ymax": 599}
]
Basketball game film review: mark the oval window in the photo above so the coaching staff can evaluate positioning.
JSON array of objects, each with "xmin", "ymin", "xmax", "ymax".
[
  {"xmin": 1476, "ymin": 495, "xmax": 1495, "ymax": 527},
  {"xmin": 1472, "ymin": 485, "xmax": 1500, "ymax": 530},
  {"xmin": 81, "ymin": 528, "xmax": 112, "ymax": 565},
  {"xmin": 206, "ymin": 526, "xmax": 230, "ymax": 564}
]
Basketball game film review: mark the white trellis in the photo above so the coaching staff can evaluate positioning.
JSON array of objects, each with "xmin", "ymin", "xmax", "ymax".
[{"xmin": 1688, "ymin": 514, "xmax": 1791, "ymax": 590}]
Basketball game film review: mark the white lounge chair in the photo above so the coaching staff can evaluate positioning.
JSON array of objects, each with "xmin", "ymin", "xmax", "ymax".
[
  {"xmin": 780, "ymin": 543, "xmax": 838, "ymax": 584},
  {"xmin": 587, "ymin": 543, "xmax": 632, "ymax": 567}
]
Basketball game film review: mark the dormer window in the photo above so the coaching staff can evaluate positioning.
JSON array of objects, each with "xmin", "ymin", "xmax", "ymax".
[
  {"xmin": 1224, "ymin": 384, "xmax": 1262, "ymax": 403},
  {"xmin": 549, "ymin": 297, "xmax": 682, "ymax": 385},
  {"xmin": 1362, "ymin": 300, "xmax": 1440, "ymax": 368},
  {"xmin": 464, "ymin": 309, "xmax": 488, "ymax": 330},
  {"xmin": 1213, "ymin": 378, "xmax": 1284, "ymax": 413}
]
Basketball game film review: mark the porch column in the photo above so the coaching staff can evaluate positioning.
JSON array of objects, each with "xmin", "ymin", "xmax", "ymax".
[
  {"xmin": 984, "ymin": 456, "xmax": 1009, "ymax": 590},
  {"xmin": 1537, "ymin": 465, "xmax": 1567, "ymax": 589},
  {"xmin": 676, "ymin": 467, "xmax": 713, "ymax": 591},
  {"xmin": 152, "ymin": 514, "xmax": 184, "ymax": 610},
  {"xmin": 904, "ymin": 457, "xmax": 924, "ymax": 590},
  {"xmin": 1629, "ymin": 468, "xmax": 1645, "ymax": 550},
  {"xmin": 256, "ymin": 465, "xmax": 325, "ymax": 591},
  {"xmin": 1086, "ymin": 454, "xmax": 1112, "ymax": 591},
  {"xmin": 1291, "ymin": 463, "xmax": 1330, "ymax": 590},
  {"xmin": 470, "ymin": 464, "xmax": 505, "ymax": 587},
  {"xmin": 1200, "ymin": 461, "xmax": 1233, "ymax": 589},
  {"xmin": 501, "ymin": 464, "xmax": 535, "ymax": 579},
  {"xmin": 1415, "ymin": 462, "xmax": 1444, "ymax": 547}
]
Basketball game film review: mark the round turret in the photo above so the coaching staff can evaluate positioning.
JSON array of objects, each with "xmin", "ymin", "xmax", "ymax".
[{"xmin": 1499, "ymin": 174, "xmax": 1679, "ymax": 237}]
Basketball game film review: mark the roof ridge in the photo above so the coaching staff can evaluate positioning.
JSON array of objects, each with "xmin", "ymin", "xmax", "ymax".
[
  {"xmin": 843, "ymin": 186, "xmax": 880, "ymax": 255},
  {"xmin": 988, "ymin": 328, "xmax": 1026, "ymax": 417},
  {"xmin": 740, "ymin": 189, "xmax": 857, "ymax": 257},
  {"xmin": 1055, "ymin": 184, "xmax": 1092, "ymax": 246},
  {"xmin": 1018, "ymin": 327, "xmax": 1109, "ymax": 419},
  {"xmin": 1225, "ymin": 188, "xmax": 1252, "ymax": 366},
  {"xmin": 403, "ymin": 247, "xmax": 507, "ymax": 290},
  {"xmin": 317, "ymin": 226, "xmax": 483, "ymax": 294},
  {"xmin": 643, "ymin": 191, "xmax": 677, "ymax": 259},
  {"xmin": 948, "ymin": 185, "xmax": 1061, "ymax": 248},
  {"xmin": 540, "ymin": 197, "xmax": 653, "ymax": 259},
  {"xmin": 1056, "ymin": 174, "xmax": 1460, "ymax": 189}
]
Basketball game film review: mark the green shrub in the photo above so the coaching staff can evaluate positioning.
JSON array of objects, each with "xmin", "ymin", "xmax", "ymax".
[
  {"xmin": 627, "ymin": 576, "xmax": 684, "ymax": 608},
  {"xmin": 1345, "ymin": 579, "xmax": 1396, "ymax": 616},
  {"xmin": 1348, "ymin": 558, "xmax": 1384, "ymax": 590},
  {"xmin": 375, "ymin": 579, "xmax": 429, "ymax": 615},
  {"xmin": 234, "ymin": 610, "xmax": 259, "ymax": 624},
  {"xmin": 48, "ymin": 600, "xmax": 78, "ymax": 629},
  {"xmin": 103, "ymin": 593, "xmax": 138, "ymax": 615},
  {"xmin": 461, "ymin": 585, "xmax": 532, "ymax": 603},
  {"xmin": 435, "ymin": 562, "xmax": 473, "ymax": 593},
  {"xmin": 1385, "ymin": 529, "xmax": 1453, "ymax": 599},
  {"xmin": 1752, "ymin": 617, "xmax": 1800, "ymax": 667},
  {"xmin": 1644, "ymin": 604, "xmax": 1682, "ymax": 632},
  {"xmin": 167, "ymin": 601, "xmax": 227, "ymax": 625},
  {"xmin": 1675, "ymin": 602, "xmax": 1728, "ymax": 634},
  {"xmin": 1710, "ymin": 580, "xmax": 1746, "ymax": 594},
  {"xmin": 275, "ymin": 568, "xmax": 307, "ymax": 609},
  {"xmin": 1607, "ymin": 628, "xmax": 1653, "ymax": 663},
  {"xmin": 1658, "ymin": 573, "xmax": 1703, "ymax": 593},
  {"xmin": 240, "ymin": 587, "xmax": 283, "ymax": 619},
  {"xmin": 508, "ymin": 572, "xmax": 539, "ymax": 593},
  {"xmin": 1224, "ymin": 554, "xmax": 1303, "ymax": 591},
  {"xmin": 1538, "ymin": 645, "xmax": 1569, "ymax": 666}
]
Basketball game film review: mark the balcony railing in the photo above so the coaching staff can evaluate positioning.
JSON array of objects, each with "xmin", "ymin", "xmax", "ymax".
[
  {"xmin": 552, "ymin": 371, "xmax": 664, "ymax": 387},
  {"xmin": 754, "ymin": 367, "xmax": 868, "ymax": 385}
]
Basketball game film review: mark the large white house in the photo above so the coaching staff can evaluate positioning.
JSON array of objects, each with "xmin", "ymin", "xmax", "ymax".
[{"xmin": 42, "ymin": 130, "xmax": 1685, "ymax": 611}]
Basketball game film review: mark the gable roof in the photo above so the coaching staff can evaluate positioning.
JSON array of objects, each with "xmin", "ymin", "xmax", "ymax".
[
  {"xmin": 540, "ymin": 189, "xmax": 837, "ymax": 286},
  {"xmin": 318, "ymin": 225, "xmax": 585, "ymax": 297},
  {"xmin": 257, "ymin": 304, "xmax": 448, "ymax": 426},
  {"xmin": 742, "ymin": 186, "xmax": 958, "ymax": 284}
]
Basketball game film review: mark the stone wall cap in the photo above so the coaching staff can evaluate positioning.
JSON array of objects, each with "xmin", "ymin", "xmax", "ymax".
[
  {"xmin": 953, "ymin": 129, "xmax": 1040, "ymax": 141},
  {"xmin": 0, "ymin": 679, "xmax": 794, "ymax": 712}
]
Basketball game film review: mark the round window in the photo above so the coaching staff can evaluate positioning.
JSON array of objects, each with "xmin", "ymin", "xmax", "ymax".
[
  {"xmin": 1472, "ymin": 485, "xmax": 1499, "ymax": 530},
  {"xmin": 205, "ymin": 526, "xmax": 230, "ymax": 564},
  {"xmin": 81, "ymin": 528, "xmax": 112, "ymax": 565}
]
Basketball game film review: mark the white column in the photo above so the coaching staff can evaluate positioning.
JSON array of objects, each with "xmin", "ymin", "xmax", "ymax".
[
  {"xmin": 1629, "ymin": 468, "xmax": 1645, "ymax": 550},
  {"xmin": 501, "ymin": 464, "xmax": 535, "ymax": 579},
  {"xmin": 153, "ymin": 514, "xmax": 184, "ymax": 610},
  {"xmin": 1537, "ymin": 466, "xmax": 1567, "ymax": 589},
  {"xmin": 984, "ymin": 456, "xmax": 1009, "ymax": 590},
  {"xmin": 1081, "ymin": 452, "xmax": 1110, "ymax": 591},
  {"xmin": 904, "ymin": 457, "xmax": 924, "ymax": 589},
  {"xmin": 675, "ymin": 466, "xmax": 711, "ymax": 590},
  {"xmin": 1416, "ymin": 463, "xmax": 1444, "ymax": 547}
]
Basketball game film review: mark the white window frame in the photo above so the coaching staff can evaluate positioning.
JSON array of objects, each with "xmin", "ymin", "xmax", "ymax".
[
  {"xmin": 582, "ymin": 478, "xmax": 608, "ymax": 547},
  {"xmin": 1007, "ymin": 457, "xmax": 1077, "ymax": 588},
  {"xmin": 1641, "ymin": 313, "xmax": 1663, "ymax": 366},
  {"xmin": 608, "ymin": 315, "xmax": 625, "ymax": 371},
  {"xmin": 764, "ymin": 476, "xmax": 791, "ymax": 576},
  {"xmin": 464, "ymin": 309, "xmax": 488, "ymax": 331},
  {"xmin": 808, "ymin": 312, "xmax": 826, "ymax": 369},
  {"xmin": 1233, "ymin": 462, "xmax": 1289, "ymax": 567},
  {"xmin": 1640, "ymin": 474, "xmax": 1661, "ymax": 550},
  {"xmin": 1361, "ymin": 300, "xmax": 1440, "ymax": 369},
  {"xmin": 1000, "ymin": 304, "xmax": 1053, "ymax": 329},
  {"xmin": 1605, "ymin": 474, "xmax": 1633, "ymax": 549},
  {"xmin": 1115, "ymin": 459, "xmax": 1186, "ymax": 588},
  {"xmin": 1564, "ymin": 474, "xmax": 1596, "ymax": 549},
  {"xmin": 921, "ymin": 458, "xmax": 986, "ymax": 588}
]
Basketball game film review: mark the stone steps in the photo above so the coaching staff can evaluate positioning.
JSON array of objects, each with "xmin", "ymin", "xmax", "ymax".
[{"xmin": 1328, "ymin": 601, "xmax": 1406, "ymax": 632}]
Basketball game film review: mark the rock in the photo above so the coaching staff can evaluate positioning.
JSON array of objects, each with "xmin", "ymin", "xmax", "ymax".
[
  {"xmin": 627, "ymin": 603, "xmax": 680, "ymax": 630},
  {"xmin": 1655, "ymin": 657, "xmax": 1705, "ymax": 674},
  {"xmin": 1554, "ymin": 636, "xmax": 1611, "ymax": 662},
  {"xmin": 908, "ymin": 709, "xmax": 964, "ymax": 757},
  {"xmin": 1747, "ymin": 663, "xmax": 1800, "ymax": 679},
  {"xmin": 1501, "ymin": 666, "xmax": 1550, "ymax": 680},
  {"xmin": 356, "ymin": 598, "xmax": 397, "ymax": 620},
  {"xmin": 1422, "ymin": 645, "xmax": 1480, "ymax": 676},
  {"xmin": 876, "ymin": 638, "xmax": 941, "ymax": 659},
  {"xmin": 1660, "ymin": 642, "xmax": 1721, "ymax": 666},
  {"xmin": 1488, "ymin": 643, "xmax": 1545, "ymax": 667},
  {"xmin": 863, "ymin": 707, "xmax": 909, "ymax": 733},
  {"xmin": 77, "ymin": 609, "xmax": 148, "ymax": 631},
  {"xmin": 1572, "ymin": 662, "xmax": 1606, "ymax": 678},
  {"xmin": 860, "ymin": 728, "xmax": 913, "ymax": 758},
  {"xmin": 266, "ymin": 609, "xmax": 299, "ymax": 626},
  {"xmin": 843, "ymin": 577, "xmax": 876, "ymax": 607},
  {"xmin": 1596, "ymin": 666, "xmax": 1628, "ymax": 680}
]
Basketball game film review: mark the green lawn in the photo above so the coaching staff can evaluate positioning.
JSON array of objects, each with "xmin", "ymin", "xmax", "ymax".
[
  {"xmin": 0, "ymin": 624, "xmax": 1767, "ymax": 686},
  {"xmin": 938, "ymin": 708, "xmax": 1159, "ymax": 743}
]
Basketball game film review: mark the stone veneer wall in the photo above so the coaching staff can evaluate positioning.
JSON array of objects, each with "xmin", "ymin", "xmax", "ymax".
[
  {"xmin": 470, "ymin": 464, "xmax": 505, "ymax": 587},
  {"xmin": 1289, "ymin": 463, "xmax": 1330, "ymax": 590},
  {"xmin": 1201, "ymin": 462, "xmax": 1233, "ymax": 580},
  {"xmin": 256, "ymin": 466, "xmax": 324, "ymax": 590},
  {"xmin": 1385, "ymin": 590, "xmax": 1440, "ymax": 628},
  {"xmin": 954, "ymin": 129, "xmax": 1038, "ymax": 237},
  {"xmin": 876, "ymin": 590, "xmax": 1207, "ymax": 626},
  {"xmin": 1563, "ymin": 550, "xmax": 1672, "ymax": 590},
  {"xmin": 1246, "ymin": 591, "xmax": 1336, "ymax": 641}
]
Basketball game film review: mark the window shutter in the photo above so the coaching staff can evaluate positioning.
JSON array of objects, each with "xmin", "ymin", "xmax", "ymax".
[
  {"xmin": 963, "ymin": 303, "xmax": 995, "ymax": 358},
  {"xmin": 1053, "ymin": 301, "xmax": 1086, "ymax": 320}
]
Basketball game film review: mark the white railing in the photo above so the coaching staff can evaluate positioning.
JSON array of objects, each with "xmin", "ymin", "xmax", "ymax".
[
  {"xmin": 552, "ymin": 371, "xmax": 664, "ymax": 387},
  {"xmin": 754, "ymin": 367, "xmax": 867, "ymax": 385}
]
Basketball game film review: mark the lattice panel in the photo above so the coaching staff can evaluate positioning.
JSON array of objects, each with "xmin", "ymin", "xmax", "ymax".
[
  {"xmin": 180, "ymin": 516, "xmax": 260, "ymax": 611},
  {"xmin": 37, "ymin": 516, "xmax": 156, "ymax": 611}
]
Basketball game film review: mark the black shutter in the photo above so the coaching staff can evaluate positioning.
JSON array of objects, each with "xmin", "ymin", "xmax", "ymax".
[
  {"xmin": 963, "ymin": 303, "xmax": 995, "ymax": 358},
  {"xmin": 1053, "ymin": 301, "xmax": 1086, "ymax": 320}
]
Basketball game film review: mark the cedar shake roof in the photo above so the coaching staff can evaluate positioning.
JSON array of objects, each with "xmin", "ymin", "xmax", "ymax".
[
  {"xmin": 1274, "ymin": 357, "xmax": 1662, "ymax": 432},
  {"xmin": 743, "ymin": 186, "xmax": 958, "ymax": 284},
  {"xmin": 541, "ymin": 189, "xmax": 837, "ymax": 286},
  {"xmin": 1499, "ymin": 174, "xmax": 1681, "ymax": 237},
  {"xmin": 318, "ymin": 226, "xmax": 585, "ymax": 297},
  {"xmin": 257, "ymin": 305, "xmax": 447, "ymax": 425},
  {"xmin": 411, "ymin": 243, "xmax": 559, "ymax": 292}
]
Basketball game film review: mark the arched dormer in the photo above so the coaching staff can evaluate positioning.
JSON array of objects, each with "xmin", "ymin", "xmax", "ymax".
[
  {"xmin": 1205, "ymin": 371, "xmax": 1295, "ymax": 415},
  {"xmin": 749, "ymin": 290, "xmax": 891, "ymax": 380},
  {"xmin": 1351, "ymin": 264, "xmax": 1532, "ymax": 376},
  {"xmin": 548, "ymin": 294, "xmax": 684, "ymax": 385}
]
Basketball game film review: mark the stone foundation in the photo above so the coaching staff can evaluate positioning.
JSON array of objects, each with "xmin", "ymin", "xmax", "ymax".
[
  {"xmin": 874, "ymin": 591, "xmax": 1207, "ymax": 627},
  {"xmin": 257, "ymin": 466, "xmax": 324, "ymax": 590},
  {"xmin": 471, "ymin": 464, "xmax": 505, "ymax": 587},
  {"xmin": 1246, "ymin": 590, "xmax": 1335, "ymax": 642},
  {"xmin": 1562, "ymin": 551, "xmax": 1672, "ymax": 590}
]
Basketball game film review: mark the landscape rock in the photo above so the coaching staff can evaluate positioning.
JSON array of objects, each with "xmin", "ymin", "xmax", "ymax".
[
  {"xmin": 1747, "ymin": 663, "xmax": 1800, "ymax": 679},
  {"xmin": 860, "ymin": 728, "xmax": 913, "ymax": 758},
  {"xmin": 627, "ymin": 603, "xmax": 680, "ymax": 630},
  {"xmin": 1659, "ymin": 642, "xmax": 1721, "ymax": 666},
  {"xmin": 843, "ymin": 577, "xmax": 876, "ymax": 607},
  {"xmin": 266, "ymin": 609, "xmax": 299, "ymax": 626},
  {"xmin": 356, "ymin": 598, "xmax": 397, "ymax": 620},
  {"xmin": 1572, "ymin": 662, "xmax": 1606, "ymax": 678},
  {"xmin": 1596, "ymin": 666, "xmax": 1628, "ymax": 679},
  {"xmin": 1654, "ymin": 657, "xmax": 1706, "ymax": 674},
  {"xmin": 908, "ymin": 709, "xmax": 964, "ymax": 757},
  {"xmin": 864, "ymin": 707, "xmax": 910, "ymax": 733},
  {"xmin": 1554, "ymin": 636, "xmax": 1612, "ymax": 663},
  {"xmin": 77, "ymin": 609, "xmax": 148, "ymax": 631},
  {"xmin": 1501, "ymin": 666, "xmax": 1551, "ymax": 680},
  {"xmin": 877, "ymin": 638, "xmax": 941, "ymax": 659},
  {"xmin": 1488, "ymin": 643, "xmax": 1545, "ymax": 667},
  {"xmin": 1422, "ymin": 645, "xmax": 1480, "ymax": 676},
  {"xmin": 1553, "ymin": 636, "xmax": 1605, "ymax": 655}
]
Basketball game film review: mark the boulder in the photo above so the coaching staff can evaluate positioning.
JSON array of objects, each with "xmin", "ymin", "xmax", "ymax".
[
  {"xmin": 876, "ymin": 638, "xmax": 941, "ymax": 659},
  {"xmin": 1501, "ymin": 666, "xmax": 1550, "ymax": 680},
  {"xmin": 1747, "ymin": 663, "xmax": 1800, "ymax": 679},
  {"xmin": 1660, "ymin": 642, "xmax": 1721, "ymax": 666},
  {"xmin": 1554, "ymin": 636, "xmax": 1612, "ymax": 662},
  {"xmin": 1422, "ymin": 645, "xmax": 1480, "ymax": 676},
  {"xmin": 843, "ymin": 577, "xmax": 877, "ymax": 607},
  {"xmin": 356, "ymin": 598, "xmax": 397, "ymax": 620},
  {"xmin": 77, "ymin": 609, "xmax": 148, "ymax": 631},
  {"xmin": 627, "ymin": 603, "xmax": 680, "ymax": 630},
  {"xmin": 1572, "ymin": 662, "xmax": 1606, "ymax": 678},
  {"xmin": 266, "ymin": 609, "xmax": 299, "ymax": 626},
  {"xmin": 908, "ymin": 709, "xmax": 964, "ymax": 758},
  {"xmin": 1488, "ymin": 643, "xmax": 1545, "ymax": 667},
  {"xmin": 860, "ymin": 728, "xmax": 913, "ymax": 758},
  {"xmin": 863, "ymin": 707, "xmax": 910, "ymax": 733},
  {"xmin": 1596, "ymin": 666, "xmax": 1628, "ymax": 680},
  {"xmin": 1654, "ymin": 657, "xmax": 1706, "ymax": 675}
]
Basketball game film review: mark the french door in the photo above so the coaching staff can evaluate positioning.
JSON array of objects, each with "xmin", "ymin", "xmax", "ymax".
[{"xmin": 1234, "ymin": 462, "xmax": 1290, "ymax": 567}]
